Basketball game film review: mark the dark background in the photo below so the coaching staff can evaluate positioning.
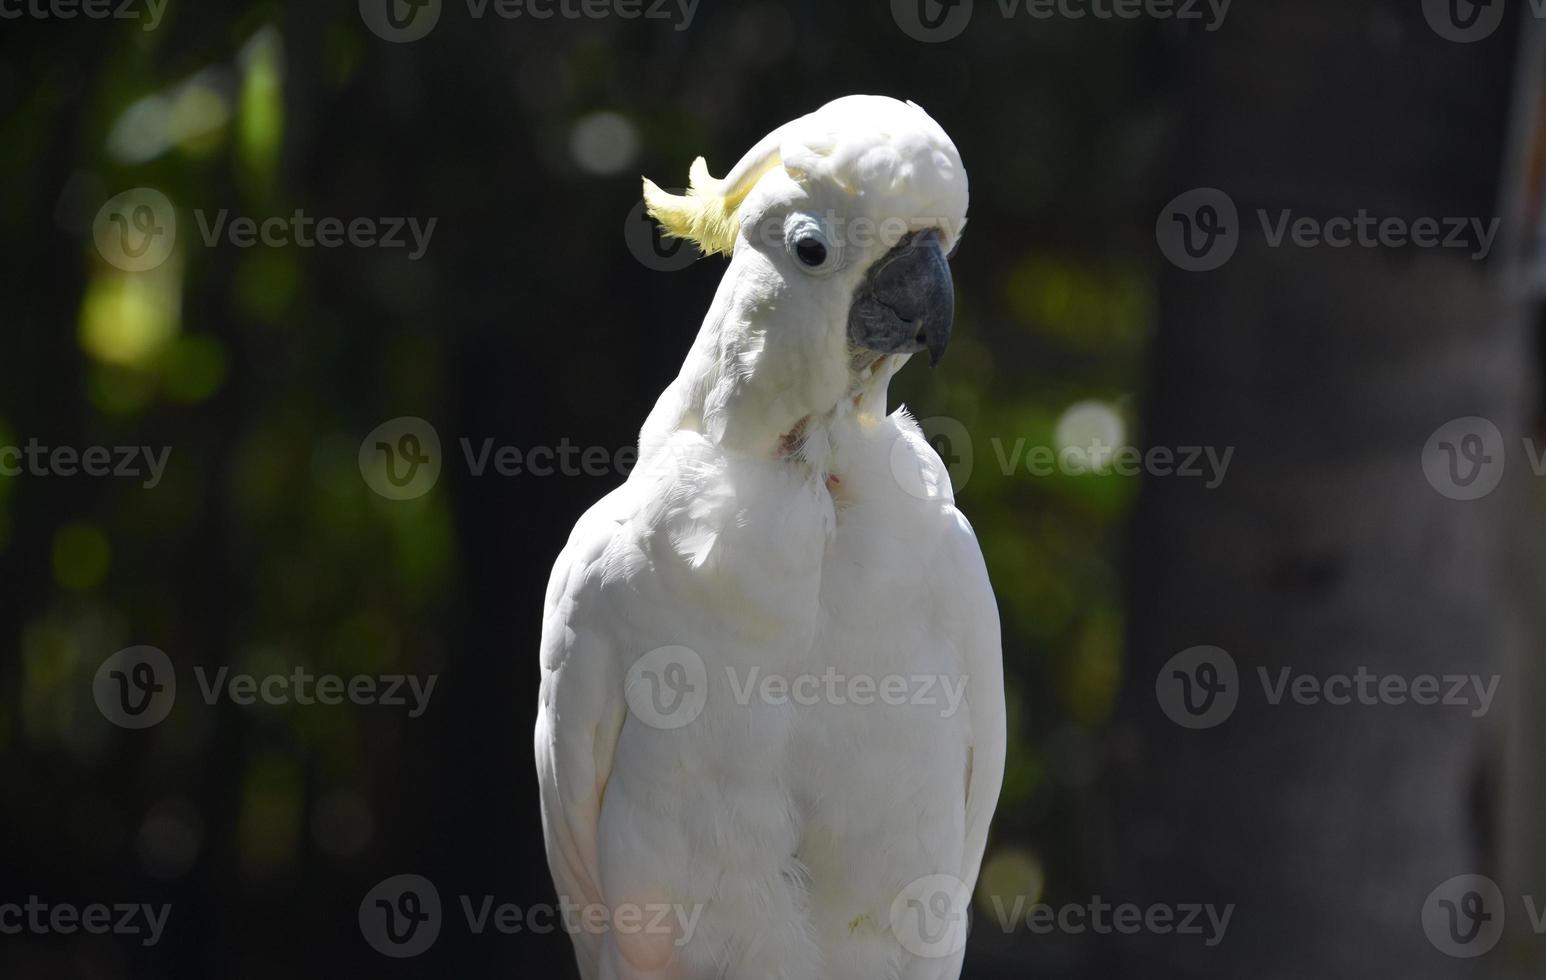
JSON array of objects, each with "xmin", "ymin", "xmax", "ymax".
[{"xmin": 2, "ymin": 0, "xmax": 1544, "ymax": 976}]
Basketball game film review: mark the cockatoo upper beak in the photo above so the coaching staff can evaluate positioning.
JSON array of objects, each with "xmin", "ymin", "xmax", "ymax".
[{"xmin": 846, "ymin": 228, "xmax": 955, "ymax": 367}]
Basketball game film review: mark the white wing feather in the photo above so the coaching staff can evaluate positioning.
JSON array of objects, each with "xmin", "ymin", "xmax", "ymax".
[
  {"xmin": 535, "ymin": 483, "xmax": 636, "ymax": 980},
  {"xmin": 947, "ymin": 506, "xmax": 1006, "ymax": 892}
]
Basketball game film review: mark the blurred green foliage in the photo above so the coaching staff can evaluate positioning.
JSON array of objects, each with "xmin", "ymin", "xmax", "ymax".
[{"xmin": 0, "ymin": 1, "xmax": 1171, "ymax": 972}]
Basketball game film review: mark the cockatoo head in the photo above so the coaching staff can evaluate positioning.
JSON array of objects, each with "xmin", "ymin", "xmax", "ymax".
[{"xmin": 643, "ymin": 96, "xmax": 968, "ymax": 452}]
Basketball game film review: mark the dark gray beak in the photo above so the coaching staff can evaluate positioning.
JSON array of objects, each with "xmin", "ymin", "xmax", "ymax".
[{"xmin": 847, "ymin": 228, "xmax": 955, "ymax": 366}]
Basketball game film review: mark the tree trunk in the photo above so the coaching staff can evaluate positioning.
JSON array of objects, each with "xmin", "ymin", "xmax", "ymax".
[{"xmin": 1095, "ymin": 3, "xmax": 1534, "ymax": 978}]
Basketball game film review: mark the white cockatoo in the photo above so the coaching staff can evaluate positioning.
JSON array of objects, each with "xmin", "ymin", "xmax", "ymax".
[{"xmin": 535, "ymin": 95, "xmax": 1005, "ymax": 980}]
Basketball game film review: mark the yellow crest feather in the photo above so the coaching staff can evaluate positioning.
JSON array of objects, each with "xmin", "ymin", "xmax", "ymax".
[{"xmin": 642, "ymin": 156, "xmax": 760, "ymax": 257}]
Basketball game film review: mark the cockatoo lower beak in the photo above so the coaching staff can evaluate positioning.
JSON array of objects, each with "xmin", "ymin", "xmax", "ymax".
[{"xmin": 847, "ymin": 228, "xmax": 955, "ymax": 366}]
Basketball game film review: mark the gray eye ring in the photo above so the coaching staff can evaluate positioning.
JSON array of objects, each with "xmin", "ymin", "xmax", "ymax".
[{"xmin": 783, "ymin": 215, "xmax": 838, "ymax": 275}]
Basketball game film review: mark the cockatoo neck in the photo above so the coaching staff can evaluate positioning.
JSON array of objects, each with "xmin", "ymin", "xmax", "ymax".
[
  {"xmin": 641, "ymin": 253, "xmax": 901, "ymax": 469},
  {"xmin": 689, "ymin": 292, "xmax": 856, "ymax": 455}
]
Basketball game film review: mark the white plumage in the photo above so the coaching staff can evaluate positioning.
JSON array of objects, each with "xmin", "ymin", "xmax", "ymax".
[{"xmin": 535, "ymin": 95, "xmax": 1005, "ymax": 980}]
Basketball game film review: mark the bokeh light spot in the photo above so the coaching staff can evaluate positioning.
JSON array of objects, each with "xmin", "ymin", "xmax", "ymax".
[{"xmin": 570, "ymin": 111, "xmax": 640, "ymax": 176}]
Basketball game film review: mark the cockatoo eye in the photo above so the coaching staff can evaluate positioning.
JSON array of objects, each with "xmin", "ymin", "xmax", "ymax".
[
  {"xmin": 795, "ymin": 238, "xmax": 828, "ymax": 267},
  {"xmin": 783, "ymin": 216, "xmax": 838, "ymax": 275}
]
